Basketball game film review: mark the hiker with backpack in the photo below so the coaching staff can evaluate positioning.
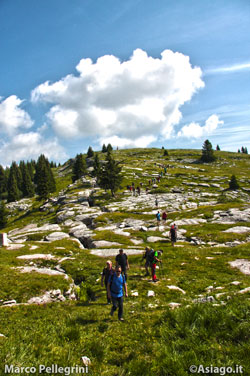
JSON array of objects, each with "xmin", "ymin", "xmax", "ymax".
[
  {"xmin": 107, "ymin": 265, "xmax": 128, "ymax": 321},
  {"xmin": 115, "ymin": 249, "xmax": 129, "ymax": 281},
  {"xmin": 156, "ymin": 211, "xmax": 161, "ymax": 227},
  {"xmin": 101, "ymin": 260, "xmax": 114, "ymax": 304},
  {"xmin": 148, "ymin": 249, "xmax": 163, "ymax": 282},
  {"xmin": 142, "ymin": 246, "xmax": 151, "ymax": 276},
  {"xmin": 162, "ymin": 210, "xmax": 167, "ymax": 224},
  {"xmin": 169, "ymin": 223, "xmax": 178, "ymax": 246}
]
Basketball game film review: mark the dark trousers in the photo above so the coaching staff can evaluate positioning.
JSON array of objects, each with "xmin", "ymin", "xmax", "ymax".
[
  {"xmin": 104, "ymin": 282, "xmax": 111, "ymax": 303},
  {"xmin": 111, "ymin": 296, "xmax": 123, "ymax": 319},
  {"xmin": 122, "ymin": 269, "xmax": 127, "ymax": 282}
]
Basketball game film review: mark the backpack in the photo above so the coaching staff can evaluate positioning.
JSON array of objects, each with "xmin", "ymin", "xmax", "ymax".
[{"xmin": 148, "ymin": 249, "xmax": 156, "ymax": 263}]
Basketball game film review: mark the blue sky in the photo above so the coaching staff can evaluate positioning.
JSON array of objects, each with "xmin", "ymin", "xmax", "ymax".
[{"xmin": 0, "ymin": 0, "xmax": 250, "ymax": 165}]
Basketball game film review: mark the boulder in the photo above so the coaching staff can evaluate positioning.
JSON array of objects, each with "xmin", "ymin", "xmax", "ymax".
[{"xmin": 45, "ymin": 232, "xmax": 70, "ymax": 242}]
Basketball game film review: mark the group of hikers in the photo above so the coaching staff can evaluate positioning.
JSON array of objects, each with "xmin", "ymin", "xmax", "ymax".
[{"xmin": 100, "ymin": 243, "xmax": 169, "ymax": 321}]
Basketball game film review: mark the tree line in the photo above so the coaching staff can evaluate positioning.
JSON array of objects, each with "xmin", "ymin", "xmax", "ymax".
[{"xmin": 0, "ymin": 155, "xmax": 57, "ymax": 203}]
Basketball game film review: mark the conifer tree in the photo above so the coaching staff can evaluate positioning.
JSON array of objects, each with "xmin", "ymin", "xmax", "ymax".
[
  {"xmin": 216, "ymin": 145, "xmax": 220, "ymax": 151},
  {"xmin": 7, "ymin": 167, "xmax": 20, "ymax": 202},
  {"xmin": 0, "ymin": 165, "xmax": 7, "ymax": 198},
  {"xmin": 163, "ymin": 149, "xmax": 169, "ymax": 156},
  {"xmin": 0, "ymin": 200, "xmax": 8, "ymax": 229},
  {"xmin": 98, "ymin": 151, "xmax": 123, "ymax": 197},
  {"xmin": 22, "ymin": 164, "xmax": 35, "ymax": 197},
  {"xmin": 10, "ymin": 161, "xmax": 23, "ymax": 194},
  {"xmin": 93, "ymin": 153, "xmax": 101, "ymax": 178},
  {"xmin": 229, "ymin": 175, "xmax": 240, "ymax": 190},
  {"xmin": 35, "ymin": 155, "xmax": 56, "ymax": 199},
  {"xmin": 87, "ymin": 146, "xmax": 94, "ymax": 158},
  {"xmin": 102, "ymin": 144, "xmax": 107, "ymax": 153},
  {"xmin": 201, "ymin": 139, "xmax": 216, "ymax": 162},
  {"xmin": 107, "ymin": 143, "xmax": 113, "ymax": 153},
  {"xmin": 72, "ymin": 154, "xmax": 87, "ymax": 182}
]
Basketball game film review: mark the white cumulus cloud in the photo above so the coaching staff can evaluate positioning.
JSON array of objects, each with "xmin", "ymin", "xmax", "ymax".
[
  {"xmin": 0, "ymin": 95, "xmax": 34, "ymax": 135},
  {"xmin": 0, "ymin": 132, "xmax": 67, "ymax": 167},
  {"xmin": 177, "ymin": 114, "xmax": 224, "ymax": 139},
  {"xmin": 31, "ymin": 48, "xmax": 204, "ymax": 147}
]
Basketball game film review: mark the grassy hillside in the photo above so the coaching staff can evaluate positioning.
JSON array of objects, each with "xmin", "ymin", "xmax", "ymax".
[{"xmin": 0, "ymin": 148, "xmax": 250, "ymax": 375}]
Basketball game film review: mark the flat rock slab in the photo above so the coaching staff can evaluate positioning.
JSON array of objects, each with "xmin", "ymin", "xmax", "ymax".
[
  {"xmin": 90, "ymin": 248, "xmax": 145, "ymax": 257},
  {"xmin": 224, "ymin": 226, "xmax": 250, "ymax": 234},
  {"xmin": 17, "ymin": 254, "xmax": 56, "ymax": 260},
  {"xmin": 14, "ymin": 266, "xmax": 68, "ymax": 278},
  {"xmin": 147, "ymin": 236, "xmax": 166, "ymax": 243},
  {"xmin": 91, "ymin": 240, "xmax": 122, "ymax": 248},
  {"xmin": 45, "ymin": 232, "xmax": 70, "ymax": 242},
  {"xmin": 6, "ymin": 244, "xmax": 25, "ymax": 250},
  {"xmin": 229, "ymin": 259, "xmax": 250, "ymax": 275}
]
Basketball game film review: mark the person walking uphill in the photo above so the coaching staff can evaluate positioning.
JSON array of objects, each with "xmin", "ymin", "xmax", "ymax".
[
  {"xmin": 169, "ymin": 223, "xmax": 177, "ymax": 246},
  {"xmin": 149, "ymin": 249, "xmax": 163, "ymax": 282},
  {"xmin": 101, "ymin": 260, "xmax": 114, "ymax": 304},
  {"xmin": 108, "ymin": 266, "xmax": 128, "ymax": 321},
  {"xmin": 115, "ymin": 249, "xmax": 129, "ymax": 281}
]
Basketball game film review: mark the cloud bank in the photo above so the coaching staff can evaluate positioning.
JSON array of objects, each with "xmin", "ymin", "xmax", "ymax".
[
  {"xmin": 31, "ymin": 48, "xmax": 205, "ymax": 147},
  {"xmin": 0, "ymin": 95, "xmax": 33, "ymax": 135},
  {"xmin": 177, "ymin": 114, "xmax": 224, "ymax": 138}
]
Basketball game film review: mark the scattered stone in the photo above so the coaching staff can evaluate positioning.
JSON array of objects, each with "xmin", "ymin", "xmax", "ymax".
[
  {"xmin": 2, "ymin": 300, "xmax": 17, "ymax": 306},
  {"xmin": 45, "ymin": 232, "xmax": 70, "ymax": 242},
  {"xmin": 229, "ymin": 259, "xmax": 250, "ymax": 275},
  {"xmin": 193, "ymin": 296, "xmax": 215, "ymax": 303},
  {"xmin": 147, "ymin": 290, "xmax": 155, "ymax": 297},
  {"xmin": 27, "ymin": 290, "xmax": 66, "ymax": 304},
  {"xmin": 17, "ymin": 254, "xmax": 56, "ymax": 260},
  {"xmin": 131, "ymin": 291, "xmax": 139, "ymax": 297},
  {"xmin": 167, "ymin": 285, "xmax": 186, "ymax": 294},
  {"xmin": 230, "ymin": 281, "xmax": 241, "ymax": 285},
  {"xmin": 90, "ymin": 248, "xmax": 144, "ymax": 257},
  {"xmin": 81, "ymin": 357, "xmax": 91, "ymax": 367},
  {"xmin": 168, "ymin": 302, "xmax": 181, "ymax": 309},
  {"xmin": 147, "ymin": 236, "xmax": 165, "ymax": 243},
  {"xmin": 238, "ymin": 287, "xmax": 250, "ymax": 294},
  {"xmin": 14, "ymin": 266, "xmax": 68, "ymax": 279},
  {"xmin": 224, "ymin": 226, "xmax": 250, "ymax": 234}
]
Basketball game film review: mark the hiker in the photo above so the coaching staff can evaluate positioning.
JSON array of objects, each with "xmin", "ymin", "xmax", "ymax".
[
  {"xmin": 169, "ymin": 223, "xmax": 177, "ymax": 246},
  {"xmin": 142, "ymin": 246, "xmax": 151, "ymax": 276},
  {"xmin": 146, "ymin": 187, "xmax": 149, "ymax": 194},
  {"xmin": 115, "ymin": 249, "xmax": 129, "ymax": 281},
  {"xmin": 155, "ymin": 197, "xmax": 158, "ymax": 207},
  {"xmin": 156, "ymin": 211, "xmax": 161, "ymax": 226},
  {"xmin": 132, "ymin": 186, "xmax": 136, "ymax": 196},
  {"xmin": 101, "ymin": 260, "xmax": 114, "ymax": 304},
  {"xmin": 162, "ymin": 211, "xmax": 167, "ymax": 223},
  {"xmin": 137, "ymin": 186, "xmax": 141, "ymax": 196},
  {"xmin": 148, "ymin": 249, "xmax": 163, "ymax": 282},
  {"xmin": 107, "ymin": 265, "xmax": 128, "ymax": 321}
]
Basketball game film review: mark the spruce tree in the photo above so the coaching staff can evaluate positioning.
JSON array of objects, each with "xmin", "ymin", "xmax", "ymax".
[
  {"xmin": 93, "ymin": 153, "xmax": 101, "ymax": 178},
  {"xmin": 0, "ymin": 200, "xmax": 8, "ymax": 229},
  {"xmin": 7, "ymin": 167, "xmax": 20, "ymax": 202},
  {"xmin": 107, "ymin": 143, "xmax": 113, "ymax": 153},
  {"xmin": 102, "ymin": 144, "xmax": 107, "ymax": 153},
  {"xmin": 201, "ymin": 139, "xmax": 216, "ymax": 162},
  {"xmin": 22, "ymin": 164, "xmax": 35, "ymax": 197},
  {"xmin": 0, "ymin": 165, "xmax": 7, "ymax": 198},
  {"xmin": 216, "ymin": 145, "xmax": 220, "ymax": 151},
  {"xmin": 229, "ymin": 175, "xmax": 240, "ymax": 190},
  {"xmin": 98, "ymin": 151, "xmax": 123, "ymax": 197},
  {"xmin": 72, "ymin": 154, "xmax": 87, "ymax": 182},
  {"xmin": 87, "ymin": 146, "xmax": 94, "ymax": 158},
  {"xmin": 35, "ymin": 155, "xmax": 56, "ymax": 199},
  {"xmin": 163, "ymin": 149, "xmax": 169, "ymax": 156}
]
